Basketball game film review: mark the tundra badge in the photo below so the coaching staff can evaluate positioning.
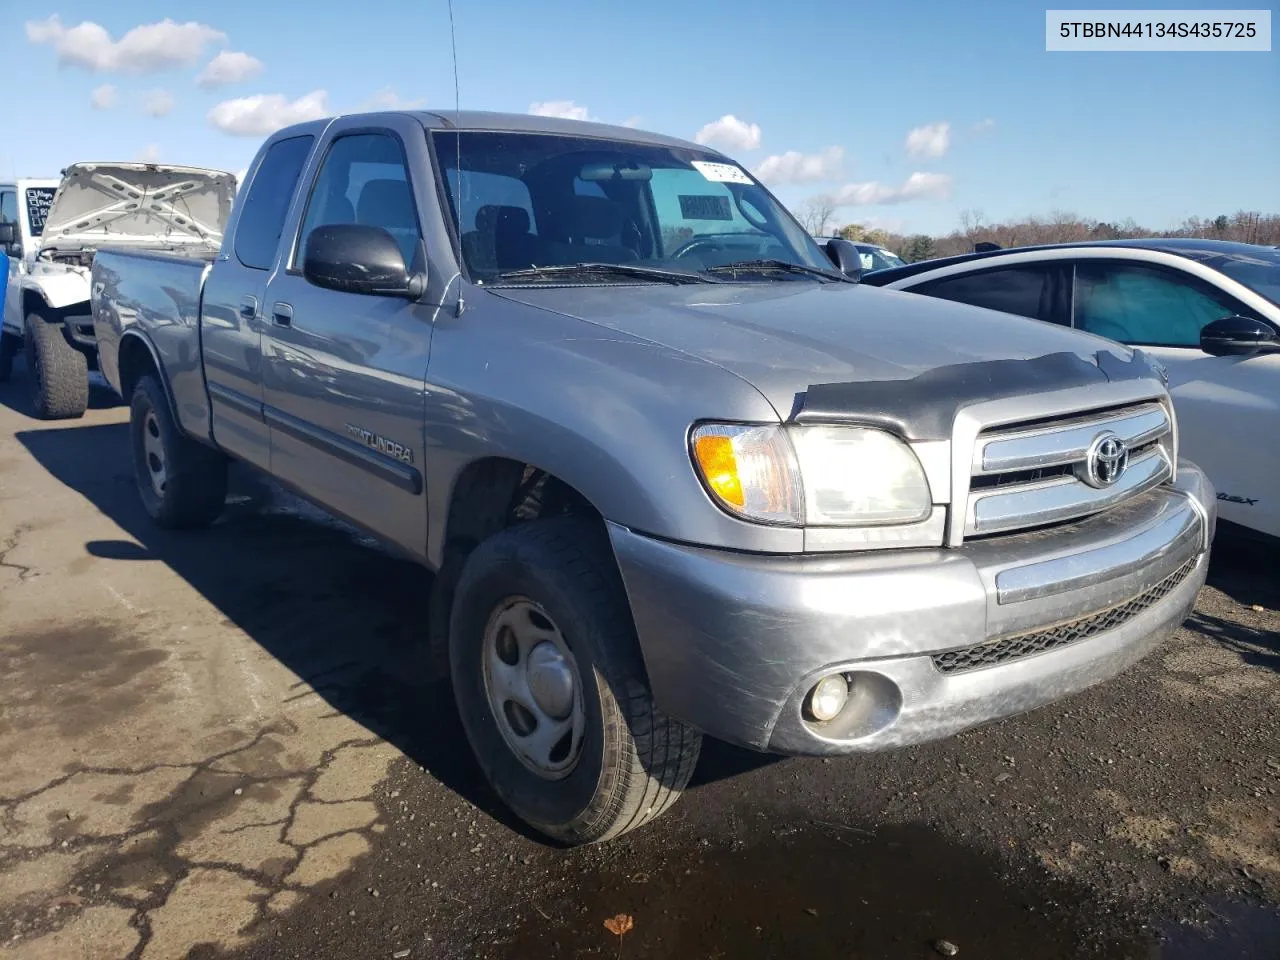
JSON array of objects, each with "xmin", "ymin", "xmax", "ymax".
[{"xmin": 346, "ymin": 423, "xmax": 414, "ymax": 464}]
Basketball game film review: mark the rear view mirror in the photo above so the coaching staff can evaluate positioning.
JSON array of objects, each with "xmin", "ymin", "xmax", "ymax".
[
  {"xmin": 579, "ymin": 161, "xmax": 652, "ymax": 182},
  {"xmin": 302, "ymin": 224, "xmax": 423, "ymax": 299},
  {"xmin": 1200, "ymin": 315, "xmax": 1277, "ymax": 357},
  {"xmin": 823, "ymin": 238, "xmax": 863, "ymax": 281}
]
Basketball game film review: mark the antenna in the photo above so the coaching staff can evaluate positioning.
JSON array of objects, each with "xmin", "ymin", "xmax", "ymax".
[{"xmin": 446, "ymin": 0, "xmax": 465, "ymax": 315}]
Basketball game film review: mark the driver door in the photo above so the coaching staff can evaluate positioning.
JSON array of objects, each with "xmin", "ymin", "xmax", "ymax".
[{"xmin": 1071, "ymin": 259, "xmax": 1280, "ymax": 538}]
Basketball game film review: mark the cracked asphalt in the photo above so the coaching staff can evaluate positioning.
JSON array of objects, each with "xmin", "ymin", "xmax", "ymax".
[{"xmin": 1, "ymin": 366, "xmax": 1278, "ymax": 960}]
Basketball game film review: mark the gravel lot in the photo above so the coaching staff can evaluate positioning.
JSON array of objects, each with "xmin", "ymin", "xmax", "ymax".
[{"xmin": 1, "ymin": 366, "xmax": 1277, "ymax": 959}]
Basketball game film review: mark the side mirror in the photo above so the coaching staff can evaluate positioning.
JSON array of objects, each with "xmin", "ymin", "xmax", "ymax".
[
  {"xmin": 823, "ymin": 238, "xmax": 863, "ymax": 281},
  {"xmin": 302, "ymin": 223, "xmax": 423, "ymax": 298},
  {"xmin": 1200, "ymin": 315, "xmax": 1277, "ymax": 357},
  {"xmin": 0, "ymin": 222, "xmax": 17, "ymax": 255}
]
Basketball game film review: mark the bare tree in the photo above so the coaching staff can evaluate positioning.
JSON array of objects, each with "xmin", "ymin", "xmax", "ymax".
[{"xmin": 798, "ymin": 195, "xmax": 838, "ymax": 236}]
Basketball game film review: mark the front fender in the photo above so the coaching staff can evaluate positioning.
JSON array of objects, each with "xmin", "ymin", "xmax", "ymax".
[
  {"xmin": 422, "ymin": 296, "xmax": 806, "ymax": 567},
  {"xmin": 22, "ymin": 271, "xmax": 91, "ymax": 313}
]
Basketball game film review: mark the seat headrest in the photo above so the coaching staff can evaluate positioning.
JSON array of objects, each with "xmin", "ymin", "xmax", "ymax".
[
  {"xmin": 572, "ymin": 196, "xmax": 624, "ymax": 239},
  {"xmin": 357, "ymin": 179, "xmax": 416, "ymax": 230},
  {"xmin": 491, "ymin": 205, "xmax": 531, "ymax": 236}
]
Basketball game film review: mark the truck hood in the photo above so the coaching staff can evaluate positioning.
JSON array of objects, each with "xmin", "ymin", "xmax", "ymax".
[
  {"xmin": 492, "ymin": 282, "xmax": 1133, "ymax": 416},
  {"xmin": 38, "ymin": 162, "xmax": 236, "ymax": 252}
]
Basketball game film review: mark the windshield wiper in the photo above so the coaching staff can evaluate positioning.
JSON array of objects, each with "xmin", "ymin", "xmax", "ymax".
[
  {"xmin": 701, "ymin": 259, "xmax": 855, "ymax": 283},
  {"xmin": 492, "ymin": 262, "xmax": 715, "ymax": 285}
]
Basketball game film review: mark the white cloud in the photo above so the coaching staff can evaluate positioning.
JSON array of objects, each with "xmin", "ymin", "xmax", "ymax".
[
  {"xmin": 361, "ymin": 86, "xmax": 427, "ymax": 110},
  {"xmin": 904, "ymin": 122, "xmax": 951, "ymax": 158},
  {"xmin": 693, "ymin": 114, "xmax": 762, "ymax": 151},
  {"xmin": 208, "ymin": 90, "xmax": 329, "ymax": 136},
  {"xmin": 195, "ymin": 50, "xmax": 263, "ymax": 88},
  {"xmin": 25, "ymin": 15, "xmax": 224, "ymax": 74},
  {"xmin": 972, "ymin": 117, "xmax": 996, "ymax": 134},
  {"xmin": 830, "ymin": 172, "xmax": 953, "ymax": 206},
  {"xmin": 137, "ymin": 144, "xmax": 161, "ymax": 163},
  {"xmin": 529, "ymin": 100, "xmax": 591, "ymax": 121},
  {"xmin": 752, "ymin": 146, "xmax": 844, "ymax": 185},
  {"xmin": 90, "ymin": 83, "xmax": 116, "ymax": 109},
  {"xmin": 144, "ymin": 89, "xmax": 175, "ymax": 118}
]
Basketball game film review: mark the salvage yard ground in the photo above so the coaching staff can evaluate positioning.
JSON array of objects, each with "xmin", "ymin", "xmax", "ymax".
[{"xmin": 1, "ymin": 366, "xmax": 1278, "ymax": 959}]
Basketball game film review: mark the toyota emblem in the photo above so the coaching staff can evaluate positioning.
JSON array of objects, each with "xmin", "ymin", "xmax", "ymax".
[{"xmin": 1084, "ymin": 432, "xmax": 1129, "ymax": 488}]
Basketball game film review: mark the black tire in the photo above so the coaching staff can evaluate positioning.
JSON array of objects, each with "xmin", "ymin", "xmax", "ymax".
[
  {"xmin": 25, "ymin": 313, "xmax": 88, "ymax": 419},
  {"xmin": 130, "ymin": 374, "xmax": 228, "ymax": 529},
  {"xmin": 0, "ymin": 330, "xmax": 18, "ymax": 383},
  {"xmin": 449, "ymin": 517, "xmax": 702, "ymax": 845}
]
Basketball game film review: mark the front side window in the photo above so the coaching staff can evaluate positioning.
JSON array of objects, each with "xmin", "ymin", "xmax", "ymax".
[
  {"xmin": 298, "ymin": 132, "xmax": 423, "ymax": 270},
  {"xmin": 235, "ymin": 135, "xmax": 314, "ymax": 271},
  {"xmin": 433, "ymin": 131, "xmax": 829, "ymax": 282},
  {"xmin": 1, "ymin": 191, "xmax": 18, "ymax": 226},
  {"xmin": 914, "ymin": 266, "xmax": 1053, "ymax": 321},
  {"xmin": 1073, "ymin": 262, "xmax": 1240, "ymax": 347}
]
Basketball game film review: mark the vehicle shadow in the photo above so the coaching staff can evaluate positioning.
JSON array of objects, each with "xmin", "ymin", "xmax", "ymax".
[
  {"xmin": 13, "ymin": 418, "xmax": 771, "ymax": 842},
  {"xmin": 0, "ymin": 353, "xmax": 125, "ymax": 417},
  {"xmin": 13, "ymin": 419, "xmax": 554, "ymax": 838},
  {"xmin": 1194, "ymin": 533, "xmax": 1280, "ymax": 672}
]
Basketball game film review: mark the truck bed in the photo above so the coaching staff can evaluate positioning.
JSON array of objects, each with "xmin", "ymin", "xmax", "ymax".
[{"xmin": 91, "ymin": 247, "xmax": 214, "ymax": 423}]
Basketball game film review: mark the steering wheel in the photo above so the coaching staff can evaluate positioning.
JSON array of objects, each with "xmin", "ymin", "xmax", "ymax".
[{"xmin": 670, "ymin": 236, "xmax": 733, "ymax": 261}]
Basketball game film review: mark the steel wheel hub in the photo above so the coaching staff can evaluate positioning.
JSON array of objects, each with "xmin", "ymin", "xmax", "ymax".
[
  {"xmin": 142, "ymin": 411, "xmax": 167, "ymax": 498},
  {"xmin": 482, "ymin": 597, "xmax": 585, "ymax": 779}
]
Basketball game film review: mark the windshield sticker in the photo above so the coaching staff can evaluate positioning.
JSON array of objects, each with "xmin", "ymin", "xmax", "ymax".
[
  {"xmin": 25, "ymin": 187, "xmax": 55, "ymax": 237},
  {"xmin": 679, "ymin": 194, "xmax": 733, "ymax": 220},
  {"xmin": 690, "ymin": 161, "xmax": 753, "ymax": 185}
]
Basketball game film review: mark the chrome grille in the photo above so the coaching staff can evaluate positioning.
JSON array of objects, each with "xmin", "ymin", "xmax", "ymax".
[
  {"xmin": 932, "ymin": 557, "xmax": 1197, "ymax": 674},
  {"xmin": 965, "ymin": 402, "xmax": 1173, "ymax": 538}
]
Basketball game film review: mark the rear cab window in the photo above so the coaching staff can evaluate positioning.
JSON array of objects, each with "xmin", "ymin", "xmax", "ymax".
[{"xmin": 235, "ymin": 135, "xmax": 315, "ymax": 270}]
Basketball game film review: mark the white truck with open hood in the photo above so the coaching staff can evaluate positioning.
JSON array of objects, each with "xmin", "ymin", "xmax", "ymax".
[{"xmin": 0, "ymin": 162, "xmax": 235, "ymax": 418}]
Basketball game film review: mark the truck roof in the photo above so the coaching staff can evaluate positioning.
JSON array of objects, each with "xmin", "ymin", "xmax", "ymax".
[{"xmin": 274, "ymin": 109, "xmax": 713, "ymax": 154}]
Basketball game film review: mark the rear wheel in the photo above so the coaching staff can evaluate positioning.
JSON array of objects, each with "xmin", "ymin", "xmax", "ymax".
[
  {"xmin": 130, "ymin": 374, "xmax": 228, "ymax": 529},
  {"xmin": 449, "ymin": 517, "xmax": 702, "ymax": 844},
  {"xmin": 25, "ymin": 313, "xmax": 88, "ymax": 419}
]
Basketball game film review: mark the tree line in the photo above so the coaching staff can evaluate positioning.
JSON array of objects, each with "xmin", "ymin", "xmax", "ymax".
[{"xmin": 798, "ymin": 202, "xmax": 1280, "ymax": 263}]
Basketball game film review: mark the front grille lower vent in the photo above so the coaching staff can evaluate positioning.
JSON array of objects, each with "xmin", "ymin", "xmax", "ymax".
[{"xmin": 932, "ymin": 558, "xmax": 1197, "ymax": 674}]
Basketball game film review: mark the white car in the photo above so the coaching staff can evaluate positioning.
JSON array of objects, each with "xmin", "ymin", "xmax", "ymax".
[
  {"xmin": 863, "ymin": 239, "xmax": 1280, "ymax": 541},
  {"xmin": 1, "ymin": 176, "xmax": 61, "ymax": 373},
  {"xmin": 1, "ymin": 163, "xmax": 235, "ymax": 418}
]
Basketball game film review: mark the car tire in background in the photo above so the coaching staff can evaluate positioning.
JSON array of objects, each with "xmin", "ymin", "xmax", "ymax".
[
  {"xmin": 24, "ymin": 313, "xmax": 88, "ymax": 419},
  {"xmin": 449, "ymin": 516, "xmax": 702, "ymax": 845},
  {"xmin": 0, "ymin": 331, "xmax": 19, "ymax": 383},
  {"xmin": 130, "ymin": 374, "xmax": 229, "ymax": 529}
]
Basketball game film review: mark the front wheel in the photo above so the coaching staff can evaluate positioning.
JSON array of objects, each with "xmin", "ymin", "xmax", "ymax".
[
  {"xmin": 25, "ymin": 313, "xmax": 88, "ymax": 419},
  {"xmin": 449, "ymin": 517, "xmax": 702, "ymax": 844},
  {"xmin": 130, "ymin": 374, "xmax": 228, "ymax": 529}
]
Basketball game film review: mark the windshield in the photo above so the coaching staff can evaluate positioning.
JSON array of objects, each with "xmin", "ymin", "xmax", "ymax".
[
  {"xmin": 1214, "ymin": 248, "xmax": 1280, "ymax": 306},
  {"xmin": 433, "ymin": 131, "xmax": 831, "ymax": 283},
  {"xmin": 25, "ymin": 187, "xmax": 56, "ymax": 238}
]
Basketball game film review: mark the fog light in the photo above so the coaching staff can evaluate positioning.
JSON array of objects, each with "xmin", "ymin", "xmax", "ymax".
[{"xmin": 807, "ymin": 674, "xmax": 850, "ymax": 722}]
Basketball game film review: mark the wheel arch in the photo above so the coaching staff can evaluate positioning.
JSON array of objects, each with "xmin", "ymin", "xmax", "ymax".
[
  {"xmin": 427, "ymin": 455, "xmax": 616, "ymax": 674},
  {"xmin": 118, "ymin": 331, "xmax": 181, "ymax": 427}
]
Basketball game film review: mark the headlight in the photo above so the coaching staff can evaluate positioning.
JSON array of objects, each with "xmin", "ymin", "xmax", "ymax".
[{"xmin": 690, "ymin": 423, "xmax": 932, "ymax": 526}]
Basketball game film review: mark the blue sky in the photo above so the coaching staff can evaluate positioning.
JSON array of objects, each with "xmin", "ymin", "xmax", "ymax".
[{"xmin": 4, "ymin": 1, "xmax": 1277, "ymax": 235}]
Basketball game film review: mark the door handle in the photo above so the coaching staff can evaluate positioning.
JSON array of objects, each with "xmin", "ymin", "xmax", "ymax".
[
  {"xmin": 239, "ymin": 296, "xmax": 257, "ymax": 320},
  {"xmin": 272, "ymin": 302, "xmax": 293, "ymax": 326}
]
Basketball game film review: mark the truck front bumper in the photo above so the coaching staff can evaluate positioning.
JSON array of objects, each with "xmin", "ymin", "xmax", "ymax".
[{"xmin": 609, "ymin": 465, "xmax": 1214, "ymax": 756}]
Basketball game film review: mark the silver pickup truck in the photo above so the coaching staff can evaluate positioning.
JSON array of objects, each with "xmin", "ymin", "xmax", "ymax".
[{"xmin": 92, "ymin": 110, "xmax": 1216, "ymax": 845}]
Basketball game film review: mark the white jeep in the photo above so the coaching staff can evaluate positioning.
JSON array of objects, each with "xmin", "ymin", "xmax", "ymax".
[{"xmin": 1, "ymin": 163, "xmax": 235, "ymax": 418}]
